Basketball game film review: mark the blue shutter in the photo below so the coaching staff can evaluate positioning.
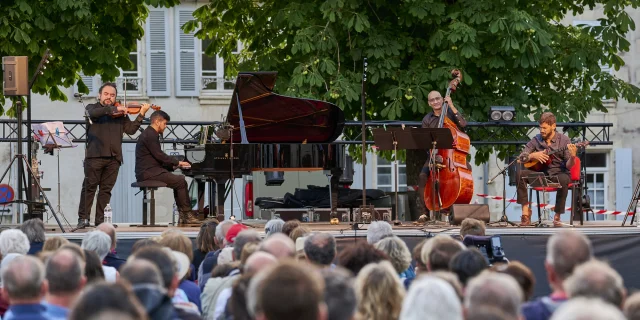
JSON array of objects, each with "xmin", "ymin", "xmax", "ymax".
[
  {"xmin": 146, "ymin": 8, "xmax": 171, "ymax": 96},
  {"xmin": 615, "ymin": 149, "xmax": 633, "ymax": 214},
  {"xmin": 175, "ymin": 9, "xmax": 199, "ymax": 97}
]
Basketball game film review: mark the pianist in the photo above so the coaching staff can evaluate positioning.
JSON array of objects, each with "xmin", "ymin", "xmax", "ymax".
[{"xmin": 135, "ymin": 110, "xmax": 199, "ymax": 224}]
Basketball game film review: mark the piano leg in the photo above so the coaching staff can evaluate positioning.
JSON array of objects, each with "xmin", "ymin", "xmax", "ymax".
[
  {"xmin": 197, "ymin": 180, "xmax": 206, "ymax": 217},
  {"xmin": 215, "ymin": 180, "xmax": 226, "ymax": 221},
  {"xmin": 330, "ymin": 168, "xmax": 342, "ymax": 219}
]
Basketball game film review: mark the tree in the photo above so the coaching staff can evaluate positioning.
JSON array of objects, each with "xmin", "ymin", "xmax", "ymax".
[
  {"xmin": 0, "ymin": 0, "xmax": 178, "ymax": 116},
  {"xmin": 188, "ymin": 0, "xmax": 640, "ymax": 164}
]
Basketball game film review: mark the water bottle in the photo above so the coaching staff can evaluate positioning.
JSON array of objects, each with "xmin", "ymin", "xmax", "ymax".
[
  {"xmin": 173, "ymin": 203, "xmax": 178, "ymax": 224},
  {"xmin": 104, "ymin": 203, "xmax": 113, "ymax": 224}
]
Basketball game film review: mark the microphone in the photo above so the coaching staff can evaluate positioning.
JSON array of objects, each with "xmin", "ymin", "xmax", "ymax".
[
  {"xmin": 74, "ymin": 93, "xmax": 85, "ymax": 98},
  {"xmin": 172, "ymin": 139, "xmax": 177, "ymax": 150}
]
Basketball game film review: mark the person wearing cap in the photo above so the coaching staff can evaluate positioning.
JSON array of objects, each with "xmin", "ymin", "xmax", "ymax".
[{"xmin": 225, "ymin": 224, "xmax": 249, "ymax": 245}]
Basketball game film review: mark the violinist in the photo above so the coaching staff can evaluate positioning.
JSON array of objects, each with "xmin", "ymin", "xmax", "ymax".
[
  {"xmin": 417, "ymin": 90, "xmax": 467, "ymax": 218},
  {"xmin": 77, "ymin": 83, "xmax": 151, "ymax": 229},
  {"xmin": 135, "ymin": 110, "xmax": 199, "ymax": 224},
  {"xmin": 517, "ymin": 112, "xmax": 577, "ymax": 227}
]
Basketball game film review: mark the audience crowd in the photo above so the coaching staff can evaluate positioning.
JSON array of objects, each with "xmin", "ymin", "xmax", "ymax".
[{"xmin": 0, "ymin": 216, "xmax": 635, "ymax": 320}]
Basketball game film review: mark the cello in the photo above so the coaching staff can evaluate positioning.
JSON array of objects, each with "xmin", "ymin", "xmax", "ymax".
[{"xmin": 423, "ymin": 69, "xmax": 474, "ymax": 212}]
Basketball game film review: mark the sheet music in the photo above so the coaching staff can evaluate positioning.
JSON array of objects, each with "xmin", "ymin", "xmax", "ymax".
[{"xmin": 31, "ymin": 122, "xmax": 76, "ymax": 148}]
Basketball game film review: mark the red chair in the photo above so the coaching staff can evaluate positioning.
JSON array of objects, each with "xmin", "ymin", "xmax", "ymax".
[{"xmin": 528, "ymin": 156, "xmax": 581, "ymax": 226}]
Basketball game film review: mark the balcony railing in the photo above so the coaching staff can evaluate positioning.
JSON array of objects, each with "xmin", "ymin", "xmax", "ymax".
[
  {"xmin": 201, "ymin": 76, "xmax": 236, "ymax": 93},
  {"xmin": 116, "ymin": 76, "xmax": 143, "ymax": 96}
]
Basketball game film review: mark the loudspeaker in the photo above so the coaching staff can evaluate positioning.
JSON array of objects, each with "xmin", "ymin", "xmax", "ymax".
[
  {"xmin": 2, "ymin": 56, "xmax": 29, "ymax": 96},
  {"xmin": 264, "ymin": 171, "xmax": 285, "ymax": 186},
  {"xmin": 450, "ymin": 204, "xmax": 490, "ymax": 225}
]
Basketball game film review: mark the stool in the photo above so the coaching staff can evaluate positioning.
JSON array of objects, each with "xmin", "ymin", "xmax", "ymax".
[{"xmin": 131, "ymin": 180, "xmax": 167, "ymax": 227}]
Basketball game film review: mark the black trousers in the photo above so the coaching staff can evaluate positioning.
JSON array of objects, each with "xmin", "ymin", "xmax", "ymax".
[
  {"xmin": 78, "ymin": 157, "xmax": 120, "ymax": 223},
  {"xmin": 148, "ymin": 172, "xmax": 191, "ymax": 213},
  {"xmin": 516, "ymin": 169, "xmax": 571, "ymax": 215}
]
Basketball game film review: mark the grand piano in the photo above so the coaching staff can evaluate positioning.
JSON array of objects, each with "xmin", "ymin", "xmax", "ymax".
[{"xmin": 183, "ymin": 72, "xmax": 348, "ymax": 219}]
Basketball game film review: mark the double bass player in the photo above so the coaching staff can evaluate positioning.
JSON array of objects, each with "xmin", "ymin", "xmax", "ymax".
[{"xmin": 417, "ymin": 90, "xmax": 468, "ymax": 220}]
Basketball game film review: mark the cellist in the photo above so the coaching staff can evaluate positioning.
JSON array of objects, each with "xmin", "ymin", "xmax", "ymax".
[{"xmin": 417, "ymin": 90, "xmax": 468, "ymax": 218}]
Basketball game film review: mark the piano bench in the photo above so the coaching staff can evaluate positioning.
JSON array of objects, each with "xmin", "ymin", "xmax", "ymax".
[{"xmin": 131, "ymin": 180, "xmax": 168, "ymax": 227}]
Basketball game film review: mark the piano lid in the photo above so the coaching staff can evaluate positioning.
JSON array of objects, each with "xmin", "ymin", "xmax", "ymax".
[{"xmin": 227, "ymin": 72, "xmax": 345, "ymax": 143}]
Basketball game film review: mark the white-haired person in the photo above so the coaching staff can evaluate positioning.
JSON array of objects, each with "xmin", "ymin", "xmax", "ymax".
[{"xmin": 81, "ymin": 231, "xmax": 118, "ymax": 282}]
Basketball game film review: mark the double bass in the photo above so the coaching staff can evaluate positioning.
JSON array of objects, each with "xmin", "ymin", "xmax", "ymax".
[{"xmin": 423, "ymin": 69, "xmax": 474, "ymax": 211}]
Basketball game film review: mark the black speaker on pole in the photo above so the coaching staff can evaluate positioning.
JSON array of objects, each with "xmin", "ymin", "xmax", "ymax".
[
  {"xmin": 450, "ymin": 204, "xmax": 491, "ymax": 225},
  {"xmin": 507, "ymin": 155, "xmax": 519, "ymax": 186}
]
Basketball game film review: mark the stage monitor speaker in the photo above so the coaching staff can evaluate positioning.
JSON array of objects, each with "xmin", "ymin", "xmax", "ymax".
[
  {"xmin": 264, "ymin": 171, "xmax": 285, "ymax": 186},
  {"xmin": 451, "ymin": 204, "xmax": 490, "ymax": 225},
  {"xmin": 2, "ymin": 56, "xmax": 29, "ymax": 96}
]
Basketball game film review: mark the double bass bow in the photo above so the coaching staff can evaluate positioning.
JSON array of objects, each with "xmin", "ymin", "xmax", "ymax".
[{"xmin": 423, "ymin": 69, "xmax": 474, "ymax": 212}]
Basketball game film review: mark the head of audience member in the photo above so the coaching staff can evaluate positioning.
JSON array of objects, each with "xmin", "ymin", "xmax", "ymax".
[
  {"xmin": 550, "ymin": 297, "xmax": 626, "ymax": 320},
  {"xmin": 289, "ymin": 226, "xmax": 312, "ymax": 244},
  {"xmin": 492, "ymin": 261, "xmax": 536, "ymax": 301},
  {"xmin": 296, "ymin": 236, "xmax": 308, "ymax": 260},
  {"xmin": 413, "ymin": 239, "xmax": 428, "ymax": 273},
  {"xmin": 1, "ymin": 255, "xmax": 47, "ymax": 305},
  {"xmin": 264, "ymin": 218, "xmax": 285, "ymax": 237},
  {"xmin": 427, "ymin": 237, "xmax": 465, "ymax": 272},
  {"xmin": 131, "ymin": 238, "xmax": 162, "ymax": 254},
  {"xmin": 121, "ymin": 258, "xmax": 164, "ymax": 286},
  {"xmin": 81, "ymin": 230, "xmax": 111, "ymax": 261},
  {"xmin": 624, "ymin": 292, "xmax": 640, "ymax": 320},
  {"xmin": 420, "ymin": 234, "xmax": 464, "ymax": 272},
  {"xmin": 545, "ymin": 230, "xmax": 593, "ymax": 293},
  {"xmin": 243, "ymin": 251, "xmax": 278, "ymax": 275},
  {"xmin": 233, "ymin": 229, "xmax": 261, "ymax": 262},
  {"xmin": 449, "ymin": 248, "xmax": 488, "ymax": 286},
  {"xmin": 260, "ymin": 233, "xmax": 295, "ymax": 259},
  {"xmin": 366, "ymin": 221, "xmax": 393, "ymax": 244},
  {"xmin": 429, "ymin": 271, "xmax": 464, "ymax": 302},
  {"xmin": 320, "ymin": 267, "xmax": 356, "ymax": 320},
  {"xmin": 460, "ymin": 218, "xmax": 486, "ymax": 238},
  {"xmin": 354, "ymin": 260, "xmax": 405, "ymax": 320},
  {"xmin": 564, "ymin": 259, "xmax": 626, "ymax": 308},
  {"xmin": 282, "ymin": 219, "xmax": 302, "ymax": 237},
  {"xmin": 158, "ymin": 231, "xmax": 194, "ymax": 279},
  {"xmin": 373, "ymin": 236, "xmax": 411, "ymax": 274},
  {"xmin": 225, "ymin": 224, "xmax": 249, "ymax": 246},
  {"xmin": 464, "ymin": 305, "xmax": 513, "ymax": 320},
  {"xmin": 256, "ymin": 261, "xmax": 327, "ymax": 320},
  {"xmin": 304, "ymin": 233, "xmax": 337, "ymax": 267},
  {"xmin": 216, "ymin": 220, "xmax": 237, "ymax": 247},
  {"xmin": 132, "ymin": 247, "xmax": 180, "ymax": 297},
  {"xmin": 336, "ymin": 243, "xmax": 389, "ymax": 275},
  {"xmin": 68, "ymin": 281, "xmax": 148, "ymax": 320},
  {"xmin": 0, "ymin": 229, "xmax": 30, "ymax": 257},
  {"xmin": 240, "ymin": 241, "xmax": 260, "ymax": 266},
  {"xmin": 400, "ymin": 276, "xmax": 463, "ymax": 320},
  {"xmin": 83, "ymin": 249, "xmax": 105, "ymax": 284},
  {"xmin": 228, "ymin": 273, "xmax": 254, "ymax": 320},
  {"xmin": 196, "ymin": 219, "xmax": 219, "ymax": 254},
  {"xmin": 19, "ymin": 218, "xmax": 46, "ymax": 245},
  {"xmin": 119, "ymin": 258, "xmax": 172, "ymax": 319},
  {"xmin": 58, "ymin": 243, "xmax": 86, "ymax": 263},
  {"xmin": 42, "ymin": 236, "xmax": 69, "ymax": 252},
  {"xmin": 464, "ymin": 271, "xmax": 523, "ymax": 319},
  {"xmin": 45, "ymin": 249, "xmax": 86, "ymax": 308},
  {"xmin": 96, "ymin": 223, "xmax": 118, "ymax": 252}
]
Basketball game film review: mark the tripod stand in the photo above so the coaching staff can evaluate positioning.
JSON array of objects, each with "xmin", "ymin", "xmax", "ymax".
[
  {"xmin": 0, "ymin": 103, "xmax": 65, "ymax": 231},
  {"xmin": 486, "ymin": 154, "xmax": 518, "ymax": 226}
]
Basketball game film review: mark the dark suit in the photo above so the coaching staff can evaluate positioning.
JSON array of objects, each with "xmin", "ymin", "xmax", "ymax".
[
  {"xmin": 78, "ymin": 103, "xmax": 143, "ymax": 224},
  {"xmin": 135, "ymin": 127, "xmax": 191, "ymax": 212}
]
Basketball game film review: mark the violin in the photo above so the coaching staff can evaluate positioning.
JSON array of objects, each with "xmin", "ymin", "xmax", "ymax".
[{"xmin": 112, "ymin": 101, "xmax": 161, "ymax": 118}]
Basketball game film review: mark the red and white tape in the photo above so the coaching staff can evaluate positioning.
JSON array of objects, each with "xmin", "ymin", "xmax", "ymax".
[{"xmin": 475, "ymin": 194, "xmax": 628, "ymax": 215}]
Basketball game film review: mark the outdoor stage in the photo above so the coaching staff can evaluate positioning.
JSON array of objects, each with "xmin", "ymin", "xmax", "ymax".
[{"xmin": 17, "ymin": 220, "xmax": 640, "ymax": 299}]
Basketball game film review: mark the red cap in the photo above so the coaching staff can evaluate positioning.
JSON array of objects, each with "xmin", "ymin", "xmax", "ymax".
[{"xmin": 225, "ymin": 224, "xmax": 248, "ymax": 244}]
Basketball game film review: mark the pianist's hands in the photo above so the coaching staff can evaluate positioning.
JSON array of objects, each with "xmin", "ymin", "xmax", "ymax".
[{"xmin": 178, "ymin": 161, "xmax": 191, "ymax": 169}]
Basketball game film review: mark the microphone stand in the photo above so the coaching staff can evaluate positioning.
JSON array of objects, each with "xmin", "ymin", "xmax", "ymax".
[{"xmin": 487, "ymin": 154, "xmax": 518, "ymax": 226}]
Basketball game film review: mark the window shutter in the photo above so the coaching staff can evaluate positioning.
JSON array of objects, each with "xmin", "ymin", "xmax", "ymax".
[
  {"xmin": 175, "ymin": 9, "xmax": 198, "ymax": 97},
  {"xmin": 74, "ymin": 73, "xmax": 99, "ymax": 97},
  {"xmin": 146, "ymin": 8, "xmax": 171, "ymax": 96},
  {"xmin": 615, "ymin": 149, "xmax": 632, "ymax": 212}
]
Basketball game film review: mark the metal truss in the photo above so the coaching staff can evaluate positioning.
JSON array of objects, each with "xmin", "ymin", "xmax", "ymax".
[{"xmin": 0, "ymin": 119, "xmax": 613, "ymax": 146}]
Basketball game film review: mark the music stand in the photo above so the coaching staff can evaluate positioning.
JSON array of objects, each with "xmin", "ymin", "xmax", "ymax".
[
  {"xmin": 32, "ymin": 122, "xmax": 75, "ymax": 229},
  {"xmin": 372, "ymin": 127, "xmax": 453, "ymax": 222}
]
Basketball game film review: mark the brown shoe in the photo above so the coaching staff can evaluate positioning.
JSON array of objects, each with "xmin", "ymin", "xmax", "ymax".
[
  {"xmin": 520, "ymin": 214, "xmax": 532, "ymax": 226},
  {"xmin": 179, "ymin": 211, "xmax": 200, "ymax": 225},
  {"xmin": 553, "ymin": 213, "xmax": 562, "ymax": 227}
]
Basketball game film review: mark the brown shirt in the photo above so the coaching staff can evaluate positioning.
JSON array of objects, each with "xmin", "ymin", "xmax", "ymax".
[{"xmin": 520, "ymin": 130, "xmax": 572, "ymax": 175}]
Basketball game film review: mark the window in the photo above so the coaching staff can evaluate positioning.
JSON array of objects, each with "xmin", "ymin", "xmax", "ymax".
[
  {"xmin": 116, "ymin": 44, "xmax": 142, "ymax": 96},
  {"xmin": 200, "ymin": 39, "xmax": 240, "ymax": 93},
  {"xmin": 376, "ymin": 155, "xmax": 407, "ymax": 192},
  {"xmin": 584, "ymin": 152, "xmax": 608, "ymax": 220}
]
